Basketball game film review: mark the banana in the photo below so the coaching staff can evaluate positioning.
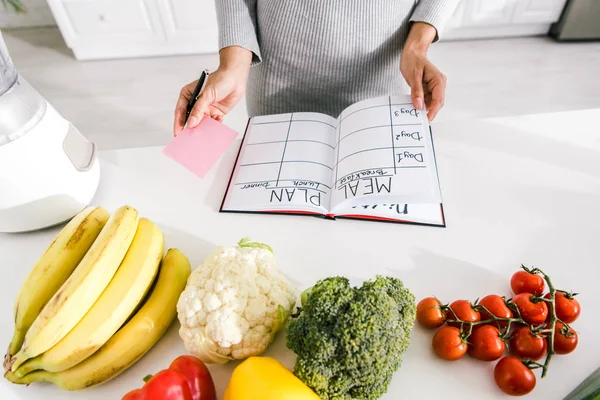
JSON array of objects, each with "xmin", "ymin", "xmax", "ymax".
[
  {"xmin": 8, "ymin": 205, "xmax": 139, "ymax": 372},
  {"xmin": 5, "ymin": 249, "xmax": 191, "ymax": 390},
  {"xmin": 14, "ymin": 218, "xmax": 164, "ymax": 376},
  {"xmin": 5, "ymin": 206, "xmax": 110, "ymax": 361}
]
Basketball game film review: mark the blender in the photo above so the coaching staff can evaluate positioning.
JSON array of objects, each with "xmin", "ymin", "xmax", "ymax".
[{"xmin": 0, "ymin": 31, "xmax": 101, "ymax": 233}]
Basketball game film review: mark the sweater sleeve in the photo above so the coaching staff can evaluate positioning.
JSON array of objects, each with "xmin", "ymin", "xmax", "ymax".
[
  {"xmin": 409, "ymin": 0, "xmax": 461, "ymax": 42},
  {"xmin": 214, "ymin": 0, "xmax": 262, "ymax": 65}
]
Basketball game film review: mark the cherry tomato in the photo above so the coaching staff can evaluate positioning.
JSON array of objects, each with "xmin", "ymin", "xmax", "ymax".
[
  {"xmin": 478, "ymin": 294, "xmax": 513, "ymax": 328},
  {"xmin": 432, "ymin": 326, "xmax": 468, "ymax": 361},
  {"xmin": 446, "ymin": 300, "xmax": 480, "ymax": 329},
  {"xmin": 416, "ymin": 297, "xmax": 445, "ymax": 329},
  {"xmin": 468, "ymin": 325, "xmax": 506, "ymax": 361},
  {"xmin": 544, "ymin": 291, "xmax": 580, "ymax": 324},
  {"xmin": 512, "ymin": 293, "xmax": 548, "ymax": 325},
  {"xmin": 553, "ymin": 322, "xmax": 578, "ymax": 354},
  {"xmin": 511, "ymin": 270, "xmax": 545, "ymax": 296},
  {"xmin": 509, "ymin": 326, "xmax": 547, "ymax": 360},
  {"xmin": 494, "ymin": 356, "xmax": 536, "ymax": 396}
]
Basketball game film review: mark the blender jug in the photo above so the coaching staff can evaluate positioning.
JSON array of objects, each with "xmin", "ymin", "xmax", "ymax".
[{"xmin": 0, "ymin": 31, "xmax": 47, "ymax": 146}]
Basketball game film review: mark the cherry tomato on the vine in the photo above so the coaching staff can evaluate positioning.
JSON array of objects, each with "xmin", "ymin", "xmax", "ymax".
[
  {"xmin": 509, "ymin": 326, "xmax": 547, "ymax": 360},
  {"xmin": 511, "ymin": 270, "xmax": 545, "ymax": 296},
  {"xmin": 468, "ymin": 324, "xmax": 506, "ymax": 361},
  {"xmin": 553, "ymin": 322, "xmax": 578, "ymax": 354},
  {"xmin": 446, "ymin": 300, "xmax": 480, "ymax": 329},
  {"xmin": 416, "ymin": 297, "xmax": 445, "ymax": 329},
  {"xmin": 512, "ymin": 293, "xmax": 548, "ymax": 325},
  {"xmin": 544, "ymin": 291, "xmax": 580, "ymax": 324},
  {"xmin": 478, "ymin": 294, "xmax": 513, "ymax": 328},
  {"xmin": 494, "ymin": 356, "xmax": 536, "ymax": 396},
  {"xmin": 432, "ymin": 326, "xmax": 468, "ymax": 361}
]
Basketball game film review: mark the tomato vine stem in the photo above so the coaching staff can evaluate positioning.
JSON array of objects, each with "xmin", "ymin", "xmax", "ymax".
[
  {"xmin": 446, "ymin": 303, "xmax": 527, "ymax": 340},
  {"xmin": 537, "ymin": 268, "xmax": 556, "ymax": 378},
  {"xmin": 444, "ymin": 265, "xmax": 561, "ymax": 379}
]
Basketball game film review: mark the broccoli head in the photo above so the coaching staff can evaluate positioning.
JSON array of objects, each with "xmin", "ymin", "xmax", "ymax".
[{"xmin": 286, "ymin": 275, "xmax": 416, "ymax": 400}]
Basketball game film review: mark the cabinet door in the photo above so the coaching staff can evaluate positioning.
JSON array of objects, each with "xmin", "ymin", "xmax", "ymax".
[
  {"xmin": 512, "ymin": 0, "xmax": 568, "ymax": 23},
  {"xmin": 461, "ymin": 0, "xmax": 519, "ymax": 27},
  {"xmin": 47, "ymin": 0, "xmax": 165, "ymax": 47},
  {"xmin": 156, "ymin": 0, "xmax": 219, "ymax": 53}
]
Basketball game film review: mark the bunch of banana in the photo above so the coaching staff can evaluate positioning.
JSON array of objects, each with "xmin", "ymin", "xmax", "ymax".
[{"xmin": 3, "ymin": 205, "xmax": 192, "ymax": 391}]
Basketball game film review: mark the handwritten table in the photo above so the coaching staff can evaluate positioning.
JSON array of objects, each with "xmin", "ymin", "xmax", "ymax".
[
  {"xmin": 222, "ymin": 96, "xmax": 443, "ymax": 224},
  {"xmin": 2, "ymin": 108, "xmax": 600, "ymax": 399}
]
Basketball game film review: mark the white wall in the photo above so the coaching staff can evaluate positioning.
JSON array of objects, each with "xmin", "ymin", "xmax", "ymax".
[{"xmin": 0, "ymin": 0, "xmax": 56, "ymax": 28}]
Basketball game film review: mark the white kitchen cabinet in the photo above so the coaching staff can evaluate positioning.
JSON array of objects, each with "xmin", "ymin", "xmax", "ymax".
[
  {"xmin": 46, "ymin": 0, "xmax": 219, "ymax": 60},
  {"xmin": 461, "ymin": 0, "xmax": 518, "ymax": 26},
  {"xmin": 443, "ymin": 0, "xmax": 569, "ymax": 40},
  {"xmin": 512, "ymin": 0, "xmax": 568, "ymax": 23},
  {"xmin": 155, "ymin": 0, "xmax": 219, "ymax": 53},
  {"xmin": 43, "ymin": 0, "xmax": 569, "ymax": 59}
]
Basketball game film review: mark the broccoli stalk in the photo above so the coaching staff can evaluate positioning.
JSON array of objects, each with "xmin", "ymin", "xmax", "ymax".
[{"xmin": 285, "ymin": 276, "xmax": 416, "ymax": 400}]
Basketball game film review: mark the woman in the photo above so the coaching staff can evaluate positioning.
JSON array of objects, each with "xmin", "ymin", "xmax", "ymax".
[{"xmin": 173, "ymin": 0, "xmax": 459, "ymax": 135}]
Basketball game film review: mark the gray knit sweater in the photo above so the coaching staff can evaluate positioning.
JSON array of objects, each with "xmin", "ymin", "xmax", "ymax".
[{"xmin": 215, "ymin": 0, "xmax": 460, "ymax": 118}]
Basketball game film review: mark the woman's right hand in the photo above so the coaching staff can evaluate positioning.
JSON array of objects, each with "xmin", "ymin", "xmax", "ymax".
[{"xmin": 173, "ymin": 46, "xmax": 253, "ymax": 136}]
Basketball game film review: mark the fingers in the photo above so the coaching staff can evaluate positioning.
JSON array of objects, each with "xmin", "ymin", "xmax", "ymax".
[
  {"xmin": 173, "ymin": 96, "xmax": 190, "ymax": 136},
  {"xmin": 173, "ymin": 83, "xmax": 194, "ymax": 136},
  {"xmin": 426, "ymin": 73, "xmax": 446, "ymax": 122},
  {"xmin": 409, "ymin": 69, "xmax": 425, "ymax": 111},
  {"xmin": 187, "ymin": 85, "xmax": 217, "ymax": 128}
]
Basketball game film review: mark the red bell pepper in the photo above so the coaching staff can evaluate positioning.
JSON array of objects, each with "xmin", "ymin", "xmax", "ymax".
[{"xmin": 122, "ymin": 355, "xmax": 217, "ymax": 400}]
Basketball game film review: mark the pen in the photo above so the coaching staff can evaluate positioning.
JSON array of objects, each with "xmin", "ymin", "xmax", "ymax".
[{"xmin": 184, "ymin": 69, "xmax": 210, "ymax": 126}]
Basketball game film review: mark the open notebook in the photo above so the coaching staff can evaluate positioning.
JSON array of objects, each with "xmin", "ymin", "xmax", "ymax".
[{"xmin": 220, "ymin": 95, "xmax": 445, "ymax": 226}]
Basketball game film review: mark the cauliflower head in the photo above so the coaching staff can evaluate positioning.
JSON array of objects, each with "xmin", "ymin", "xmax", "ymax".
[{"xmin": 177, "ymin": 238, "xmax": 297, "ymax": 364}]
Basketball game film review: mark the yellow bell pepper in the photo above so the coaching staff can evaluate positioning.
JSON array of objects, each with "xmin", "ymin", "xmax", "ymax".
[{"xmin": 223, "ymin": 356, "xmax": 321, "ymax": 400}]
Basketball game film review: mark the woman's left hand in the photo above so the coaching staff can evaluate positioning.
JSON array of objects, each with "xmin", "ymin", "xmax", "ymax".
[{"xmin": 400, "ymin": 22, "xmax": 447, "ymax": 122}]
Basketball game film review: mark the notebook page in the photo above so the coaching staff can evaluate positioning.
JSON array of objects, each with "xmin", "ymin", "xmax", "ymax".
[
  {"xmin": 221, "ymin": 112, "xmax": 338, "ymax": 214},
  {"xmin": 330, "ymin": 95, "xmax": 442, "ymax": 214},
  {"xmin": 335, "ymin": 203, "xmax": 445, "ymax": 226}
]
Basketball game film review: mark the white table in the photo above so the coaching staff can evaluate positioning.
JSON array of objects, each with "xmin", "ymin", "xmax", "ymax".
[{"xmin": 2, "ymin": 109, "xmax": 600, "ymax": 399}]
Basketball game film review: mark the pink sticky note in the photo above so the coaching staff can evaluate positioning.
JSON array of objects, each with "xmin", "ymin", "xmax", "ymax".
[{"xmin": 163, "ymin": 117, "xmax": 238, "ymax": 178}]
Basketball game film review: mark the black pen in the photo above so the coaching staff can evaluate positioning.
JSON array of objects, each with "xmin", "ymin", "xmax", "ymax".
[{"xmin": 184, "ymin": 69, "xmax": 210, "ymax": 126}]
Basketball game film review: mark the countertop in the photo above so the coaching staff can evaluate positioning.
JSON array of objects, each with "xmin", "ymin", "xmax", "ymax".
[{"xmin": 2, "ymin": 109, "xmax": 600, "ymax": 399}]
